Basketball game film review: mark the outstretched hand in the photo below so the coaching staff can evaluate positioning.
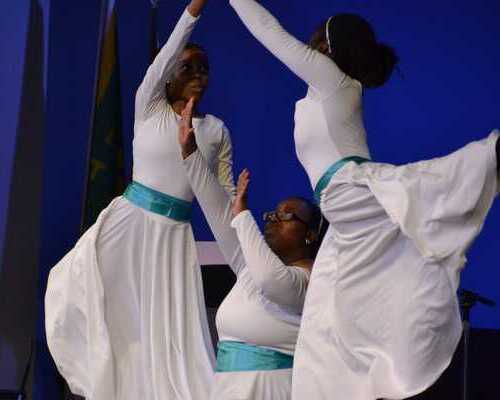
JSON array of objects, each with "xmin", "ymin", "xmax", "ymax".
[
  {"xmin": 232, "ymin": 169, "xmax": 250, "ymax": 217},
  {"xmin": 179, "ymin": 97, "xmax": 198, "ymax": 159},
  {"xmin": 187, "ymin": 0, "xmax": 208, "ymax": 17}
]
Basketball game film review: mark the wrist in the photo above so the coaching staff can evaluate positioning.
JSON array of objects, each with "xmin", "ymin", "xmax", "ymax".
[
  {"xmin": 187, "ymin": 0, "xmax": 205, "ymax": 18},
  {"xmin": 230, "ymin": 209, "xmax": 251, "ymax": 228},
  {"xmin": 233, "ymin": 201, "xmax": 248, "ymax": 216}
]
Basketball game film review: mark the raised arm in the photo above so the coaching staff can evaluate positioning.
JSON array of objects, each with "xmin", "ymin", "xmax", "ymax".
[
  {"xmin": 229, "ymin": 0, "xmax": 344, "ymax": 95},
  {"xmin": 230, "ymin": 171, "xmax": 309, "ymax": 311},
  {"xmin": 180, "ymin": 99, "xmax": 245, "ymax": 275},
  {"xmin": 135, "ymin": 1, "xmax": 206, "ymax": 121},
  {"xmin": 230, "ymin": 210, "xmax": 309, "ymax": 311},
  {"xmin": 216, "ymin": 124, "xmax": 237, "ymax": 198},
  {"xmin": 184, "ymin": 151, "xmax": 245, "ymax": 275}
]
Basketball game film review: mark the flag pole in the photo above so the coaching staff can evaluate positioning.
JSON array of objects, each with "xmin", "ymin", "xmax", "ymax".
[
  {"xmin": 150, "ymin": 1, "xmax": 159, "ymax": 61},
  {"xmin": 80, "ymin": 0, "xmax": 110, "ymax": 233}
]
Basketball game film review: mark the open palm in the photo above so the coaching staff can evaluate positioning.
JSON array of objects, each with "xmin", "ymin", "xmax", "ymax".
[{"xmin": 179, "ymin": 97, "xmax": 197, "ymax": 159}]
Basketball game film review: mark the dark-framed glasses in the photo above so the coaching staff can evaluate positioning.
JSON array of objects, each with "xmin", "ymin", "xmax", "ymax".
[{"xmin": 263, "ymin": 210, "xmax": 307, "ymax": 224}]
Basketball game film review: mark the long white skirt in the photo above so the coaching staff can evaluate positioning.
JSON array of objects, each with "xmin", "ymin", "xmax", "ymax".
[
  {"xmin": 210, "ymin": 369, "xmax": 292, "ymax": 400},
  {"xmin": 292, "ymin": 132, "xmax": 499, "ymax": 400},
  {"xmin": 45, "ymin": 196, "xmax": 215, "ymax": 400}
]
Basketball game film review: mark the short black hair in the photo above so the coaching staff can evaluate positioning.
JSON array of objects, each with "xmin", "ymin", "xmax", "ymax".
[{"xmin": 185, "ymin": 42, "xmax": 207, "ymax": 54}]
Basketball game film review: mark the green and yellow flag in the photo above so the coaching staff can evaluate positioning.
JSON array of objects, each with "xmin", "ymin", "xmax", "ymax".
[{"xmin": 81, "ymin": 0, "xmax": 125, "ymax": 231}]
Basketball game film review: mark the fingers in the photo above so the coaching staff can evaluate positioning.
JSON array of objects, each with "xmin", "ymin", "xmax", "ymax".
[
  {"xmin": 236, "ymin": 168, "xmax": 250, "ymax": 195},
  {"xmin": 180, "ymin": 97, "xmax": 196, "ymax": 138},
  {"xmin": 238, "ymin": 168, "xmax": 250, "ymax": 181},
  {"xmin": 178, "ymin": 97, "xmax": 198, "ymax": 159},
  {"xmin": 232, "ymin": 168, "xmax": 250, "ymax": 216},
  {"xmin": 187, "ymin": 97, "xmax": 195, "ymax": 112},
  {"xmin": 181, "ymin": 97, "xmax": 195, "ymax": 119}
]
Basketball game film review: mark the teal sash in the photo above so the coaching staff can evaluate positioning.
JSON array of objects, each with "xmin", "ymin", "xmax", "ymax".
[
  {"xmin": 314, "ymin": 156, "xmax": 370, "ymax": 204},
  {"xmin": 123, "ymin": 181, "xmax": 192, "ymax": 222},
  {"xmin": 216, "ymin": 341, "xmax": 294, "ymax": 372}
]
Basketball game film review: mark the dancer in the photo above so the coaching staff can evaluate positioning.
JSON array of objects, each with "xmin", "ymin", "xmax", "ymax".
[
  {"xmin": 179, "ymin": 98, "xmax": 327, "ymax": 400},
  {"xmin": 45, "ymin": 1, "xmax": 235, "ymax": 399},
  {"xmin": 228, "ymin": 0, "xmax": 500, "ymax": 398}
]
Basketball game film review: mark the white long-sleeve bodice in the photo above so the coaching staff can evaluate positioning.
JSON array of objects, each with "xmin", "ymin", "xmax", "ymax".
[
  {"xmin": 133, "ymin": 8, "xmax": 234, "ymax": 200},
  {"xmin": 229, "ymin": 0, "xmax": 371, "ymax": 188},
  {"xmin": 184, "ymin": 150, "xmax": 310, "ymax": 354}
]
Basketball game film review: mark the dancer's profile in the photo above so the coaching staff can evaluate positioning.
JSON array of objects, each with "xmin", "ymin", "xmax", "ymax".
[
  {"xmin": 179, "ymin": 97, "xmax": 327, "ymax": 400},
  {"xmin": 229, "ymin": 0, "xmax": 499, "ymax": 398},
  {"xmin": 45, "ymin": 1, "xmax": 235, "ymax": 399}
]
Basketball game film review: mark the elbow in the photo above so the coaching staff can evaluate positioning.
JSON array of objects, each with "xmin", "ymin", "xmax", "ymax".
[{"xmin": 258, "ymin": 278, "xmax": 274, "ymax": 297}]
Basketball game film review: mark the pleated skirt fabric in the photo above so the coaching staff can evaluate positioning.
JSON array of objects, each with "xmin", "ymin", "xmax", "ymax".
[{"xmin": 45, "ymin": 196, "xmax": 215, "ymax": 400}]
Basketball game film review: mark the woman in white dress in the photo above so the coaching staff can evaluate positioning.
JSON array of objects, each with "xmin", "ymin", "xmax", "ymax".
[
  {"xmin": 178, "ymin": 98, "xmax": 327, "ymax": 400},
  {"xmin": 228, "ymin": 0, "xmax": 500, "ymax": 399},
  {"xmin": 45, "ymin": 1, "xmax": 236, "ymax": 399}
]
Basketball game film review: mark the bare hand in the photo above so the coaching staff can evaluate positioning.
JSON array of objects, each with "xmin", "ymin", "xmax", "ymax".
[
  {"xmin": 187, "ymin": 0, "xmax": 207, "ymax": 17},
  {"xmin": 232, "ymin": 169, "xmax": 250, "ymax": 216},
  {"xmin": 179, "ymin": 97, "xmax": 198, "ymax": 159}
]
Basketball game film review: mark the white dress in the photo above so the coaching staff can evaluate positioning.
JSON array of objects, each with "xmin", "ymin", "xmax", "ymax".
[
  {"xmin": 229, "ymin": 0, "xmax": 499, "ymax": 398},
  {"xmin": 183, "ymin": 149, "xmax": 310, "ymax": 400},
  {"xmin": 45, "ymin": 8, "xmax": 235, "ymax": 400}
]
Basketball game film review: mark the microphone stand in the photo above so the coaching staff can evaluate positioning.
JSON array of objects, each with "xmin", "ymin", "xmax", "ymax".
[{"xmin": 458, "ymin": 289, "xmax": 496, "ymax": 400}]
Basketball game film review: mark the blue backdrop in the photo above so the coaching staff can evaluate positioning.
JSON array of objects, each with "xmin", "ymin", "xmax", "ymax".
[{"xmin": 0, "ymin": 0, "xmax": 499, "ymax": 398}]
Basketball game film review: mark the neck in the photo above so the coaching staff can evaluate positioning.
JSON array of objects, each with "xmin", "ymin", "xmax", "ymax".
[{"xmin": 281, "ymin": 251, "xmax": 313, "ymax": 269}]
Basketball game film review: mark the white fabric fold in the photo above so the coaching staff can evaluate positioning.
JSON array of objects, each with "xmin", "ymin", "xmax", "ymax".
[{"xmin": 294, "ymin": 132, "xmax": 499, "ymax": 399}]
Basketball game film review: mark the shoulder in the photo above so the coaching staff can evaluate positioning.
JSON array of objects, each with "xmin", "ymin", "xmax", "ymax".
[
  {"xmin": 200, "ymin": 113, "xmax": 228, "ymax": 132},
  {"xmin": 198, "ymin": 114, "xmax": 232, "ymax": 145}
]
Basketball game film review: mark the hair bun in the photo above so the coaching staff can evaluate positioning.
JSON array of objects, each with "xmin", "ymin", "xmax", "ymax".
[
  {"xmin": 371, "ymin": 43, "xmax": 398, "ymax": 87},
  {"xmin": 324, "ymin": 13, "xmax": 399, "ymax": 89}
]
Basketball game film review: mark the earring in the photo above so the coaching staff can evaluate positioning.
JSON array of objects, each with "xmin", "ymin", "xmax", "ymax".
[{"xmin": 305, "ymin": 238, "xmax": 312, "ymax": 245}]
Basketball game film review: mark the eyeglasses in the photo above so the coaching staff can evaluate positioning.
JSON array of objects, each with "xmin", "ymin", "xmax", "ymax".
[{"xmin": 262, "ymin": 210, "xmax": 308, "ymax": 224}]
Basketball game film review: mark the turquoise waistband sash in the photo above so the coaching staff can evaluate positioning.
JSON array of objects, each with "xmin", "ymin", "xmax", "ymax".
[
  {"xmin": 216, "ymin": 341, "xmax": 294, "ymax": 372},
  {"xmin": 123, "ymin": 181, "xmax": 192, "ymax": 222},
  {"xmin": 314, "ymin": 156, "xmax": 370, "ymax": 204}
]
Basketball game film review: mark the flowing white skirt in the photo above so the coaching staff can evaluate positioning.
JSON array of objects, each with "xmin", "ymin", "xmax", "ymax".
[
  {"xmin": 210, "ymin": 369, "xmax": 292, "ymax": 400},
  {"xmin": 45, "ymin": 196, "xmax": 215, "ymax": 400},
  {"xmin": 292, "ymin": 132, "xmax": 499, "ymax": 400}
]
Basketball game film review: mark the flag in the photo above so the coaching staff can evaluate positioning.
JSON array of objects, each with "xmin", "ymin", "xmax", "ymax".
[{"xmin": 81, "ymin": 0, "xmax": 125, "ymax": 232}]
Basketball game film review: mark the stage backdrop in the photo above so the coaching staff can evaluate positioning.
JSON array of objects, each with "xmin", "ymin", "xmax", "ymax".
[{"xmin": 0, "ymin": 0, "xmax": 499, "ymax": 399}]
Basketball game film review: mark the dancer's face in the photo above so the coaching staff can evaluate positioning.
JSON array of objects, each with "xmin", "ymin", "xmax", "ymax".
[
  {"xmin": 167, "ymin": 48, "xmax": 209, "ymax": 103},
  {"xmin": 264, "ymin": 198, "xmax": 314, "ymax": 258}
]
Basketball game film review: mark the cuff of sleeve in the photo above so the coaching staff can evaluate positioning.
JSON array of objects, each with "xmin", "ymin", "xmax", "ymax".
[
  {"xmin": 184, "ymin": 6, "xmax": 201, "ymax": 22},
  {"xmin": 230, "ymin": 210, "xmax": 252, "ymax": 228}
]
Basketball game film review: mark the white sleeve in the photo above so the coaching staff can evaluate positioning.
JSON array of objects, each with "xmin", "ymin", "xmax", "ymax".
[
  {"xmin": 230, "ymin": 210, "xmax": 309, "ymax": 310},
  {"xmin": 229, "ymin": 0, "xmax": 345, "ymax": 96},
  {"xmin": 135, "ymin": 8, "xmax": 199, "ymax": 121},
  {"xmin": 216, "ymin": 125, "xmax": 237, "ymax": 198},
  {"xmin": 183, "ymin": 150, "xmax": 246, "ymax": 275}
]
